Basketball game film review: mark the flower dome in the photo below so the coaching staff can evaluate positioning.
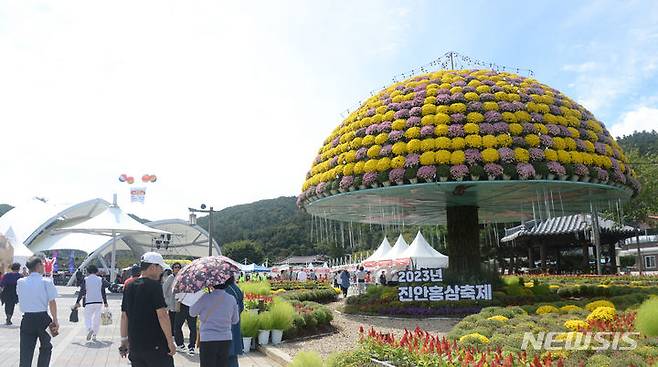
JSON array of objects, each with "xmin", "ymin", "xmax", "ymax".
[{"xmin": 299, "ymin": 69, "xmax": 639, "ymax": 207}]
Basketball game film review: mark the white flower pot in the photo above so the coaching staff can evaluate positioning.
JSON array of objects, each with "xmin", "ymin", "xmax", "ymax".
[
  {"xmin": 258, "ymin": 330, "xmax": 270, "ymax": 345},
  {"xmin": 470, "ymin": 175, "xmax": 480, "ymax": 181},
  {"xmin": 488, "ymin": 175, "xmax": 497, "ymax": 181},
  {"xmin": 423, "ymin": 178, "xmax": 433, "ymax": 183},
  {"xmin": 547, "ymin": 173, "xmax": 555, "ymax": 180},
  {"xmin": 359, "ymin": 185, "xmax": 366, "ymax": 190},
  {"xmin": 455, "ymin": 177, "xmax": 463, "ymax": 181},
  {"xmin": 558, "ymin": 175, "xmax": 568, "ymax": 181},
  {"xmin": 503, "ymin": 174, "xmax": 511, "ymax": 180},
  {"xmin": 533, "ymin": 174, "xmax": 542, "ymax": 180},
  {"xmin": 338, "ymin": 188, "xmax": 346, "ymax": 193},
  {"xmin": 330, "ymin": 189, "xmax": 338, "ymax": 195},
  {"xmin": 395, "ymin": 180, "xmax": 404, "ymax": 185},
  {"xmin": 382, "ymin": 181, "xmax": 391, "ymax": 187},
  {"xmin": 439, "ymin": 177, "xmax": 448, "ymax": 182},
  {"xmin": 370, "ymin": 183, "xmax": 379, "ymax": 188},
  {"xmin": 570, "ymin": 175, "xmax": 579, "ymax": 182},
  {"xmin": 271, "ymin": 330, "xmax": 283, "ymax": 345},
  {"xmin": 243, "ymin": 337, "xmax": 252, "ymax": 353},
  {"xmin": 581, "ymin": 176, "xmax": 590, "ymax": 183},
  {"xmin": 348, "ymin": 187, "xmax": 355, "ymax": 191},
  {"xmin": 591, "ymin": 178, "xmax": 599, "ymax": 184},
  {"xmin": 409, "ymin": 178, "xmax": 418, "ymax": 184}
]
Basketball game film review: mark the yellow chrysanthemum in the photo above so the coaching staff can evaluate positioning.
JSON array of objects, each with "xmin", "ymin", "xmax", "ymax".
[
  {"xmin": 392, "ymin": 142, "xmax": 407, "ymax": 155},
  {"xmin": 466, "ymin": 112, "xmax": 484, "ymax": 124},
  {"xmin": 496, "ymin": 134, "xmax": 513, "ymax": 147},
  {"xmin": 419, "ymin": 151, "xmax": 435, "ymax": 165},
  {"xmin": 525, "ymin": 134, "xmax": 540, "ymax": 147},
  {"xmin": 585, "ymin": 300, "xmax": 615, "ymax": 311},
  {"xmin": 435, "ymin": 150, "xmax": 451, "ymax": 164},
  {"xmin": 353, "ymin": 161, "xmax": 365, "ymax": 175},
  {"xmin": 465, "ymin": 134, "xmax": 482, "ymax": 148},
  {"xmin": 459, "ymin": 333, "xmax": 490, "ymax": 344},
  {"xmin": 376, "ymin": 158, "xmax": 391, "ymax": 172},
  {"xmin": 405, "ymin": 127, "xmax": 421, "ymax": 139},
  {"xmin": 420, "ymin": 138, "xmax": 435, "ymax": 152},
  {"xmin": 407, "ymin": 139, "xmax": 421, "ymax": 153},
  {"xmin": 555, "ymin": 331, "xmax": 584, "ymax": 342},
  {"xmin": 559, "ymin": 305, "xmax": 582, "ymax": 313},
  {"xmin": 557, "ymin": 150, "xmax": 572, "ymax": 164},
  {"xmin": 482, "ymin": 135, "xmax": 497, "ymax": 148},
  {"xmin": 564, "ymin": 319, "xmax": 588, "ymax": 331},
  {"xmin": 421, "ymin": 115, "xmax": 435, "ymax": 126},
  {"xmin": 451, "ymin": 137, "xmax": 466, "ymax": 150},
  {"xmin": 367, "ymin": 145, "xmax": 381, "ymax": 158},
  {"xmin": 375, "ymin": 133, "xmax": 388, "ymax": 146},
  {"xmin": 536, "ymin": 305, "xmax": 560, "ymax": 315},
  {"xmin": 421, "ymin": 104, "xmax": 436, "ymax": 116},
  {"xmin": 483, "ymin": 101, "xmax": 499, "ymax": 111},
  {"xmin": 515, "ymin": 111, "xmax": 531, "ymax": 123},
  {"xmin": 487, "ymin": 315, "xmax": 509, "ymax": 322},
  {"xmin": 449, "ymin": 103, "xmax": 466, "ymax": 114},
  {"xmin": 482, "ymin": 148, "xmax": 499, "ymax": 163},
  {"xmin": 391, "ymin": 156, "xmax": 405, "ymax": 169},
  {"xmin": 464, "ymin": 92, "xmax": 479, "ymax": 101},
  {"xmin": 435, "ymin": 113, "xmax": 450, "ymax": 125},
  {"xmin": 450, "ymin": 150, "xmax": 465, "ymax": 165},
  {"xmin": 586, "ymin": 307, "xmax": 616, "ymax": 322},
  {"xmin": 509, "ymin": 123, "xmax": 523, "ymax": 135},
  {"xmin": 364, "ymin": 159, "xmax": 378, "ymax": 173},
  {"xmin": 464, "ymin": 122, "xmax": 480, "ymax": 134},
  {"xmin": 502, "ymin": 112, "xmax": 518, "ymax": 123},
  {"xmin": 435, "ymin": 137, "xmax": 452, "ymax": 150},
  {"xmin": 552, "ymin": 137, "xmax": 566, "ymax": 150},
  {"xmin": 435, "ymin": 124, "xmax": 449, "ymax": 137},
  {"xmin": 514, "ymin": 148, "xmax": 530, "ymax": 163},
  {"xmin": 545, "ymin": 148, "xmax": 558, "ymax": 161}
]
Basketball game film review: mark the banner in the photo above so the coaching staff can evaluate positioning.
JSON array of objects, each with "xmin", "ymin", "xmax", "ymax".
[
  {"xmin": 396, "ymin": 268, "xmax": 492, "ymax": 302},
  {"xmin": 69, "ymin": 250, "xmax": 75, "ymax": 273},
  {"xmin": 130, "ymin": 187, "xmax": 146, "ymax": 203}
]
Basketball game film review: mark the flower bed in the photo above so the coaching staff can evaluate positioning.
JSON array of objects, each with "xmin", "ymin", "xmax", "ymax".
[
  {"xmin": 284, "ymin": 300, "xmax": 335, "ymax": 340},
  {"xmin": 270, "ymin": 280, "xmax": 335, "ymax": 291},
  {"xmin": 280, "ymin": 288, "xmax": 338, "ymax": 303}
]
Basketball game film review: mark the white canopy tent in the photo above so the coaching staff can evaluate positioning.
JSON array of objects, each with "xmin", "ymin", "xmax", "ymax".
[
  {"xmin": 57, "ymin": 205, "xmax": 169, "ymax": 282},
  {"xmin": 379, "ymin": 234, "xmax": 410, "ymax": 266},
  {"xmin": 362, "ymin": 236, "xmax": 392, "ymax": 268},
  {"xmin": 1, "ymin": 227, "xmax": 34, "ymax": 267},
  {"xmin": 400, "ymin": 231, "xmax": 449, "ymax": 269}
]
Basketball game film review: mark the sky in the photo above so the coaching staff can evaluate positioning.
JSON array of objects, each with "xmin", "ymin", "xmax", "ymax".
[{"xmin": 1, "ymin": 0, "xmax": 657, "ymax": 220}]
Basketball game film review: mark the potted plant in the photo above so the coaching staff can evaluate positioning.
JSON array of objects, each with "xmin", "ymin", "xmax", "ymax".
[
  {"xmin": 378, "ymin": 171, "xmax": 390, "ymax": 186},
  {"xmin": 363, "ymin": 172, "xmax": 378, "ymax": 188},
  {"xmin": 388, "ymin": 168, "xmax": 405, "ymax": 185},
  {"xmin": 436, "ymin": 164, "xmax": 450, "ymax": 182},
  {"xmin": 468, "ymin": 164, "xmax": 484, "ymax": 181},
  {"xmin": 404, "ymin": 167, "xmax": 418, "ymax": 184},
  {"xmin": 534, "ymin": 162, "xmax": 548, "ymax": 180},
  {"xmin": 269, "ymin": 301, "xmax": 294, "ymax": 345},
  {"xmin": 546, "ymin": 161, "xmax": 566, "ymax": 180},
  {"xmin": 574, "ymin": 163, "xmax": 589, "ymax": 182},
  {"xmin": 589, "ymin": 166, "xmax": 599, "ymax": 183},
  {"xmin": 502, "ymin": 164, "xmax": 516, "ymax": 180},
  {"xmin": 483, "ymin": 163, "xmax": 503, "ymax": 181},
  {"xmin": 417, "ymin": 165, "xmax": 436, "ymax": 183},
  {"xmin": 240, "ymin": 310, "xmax": 259, "ymax": 353},
  {"xmin": 257, "ymin": 311, "xmax": 272, "ymax": 345},
  {"xmin": 353, "ymin": 175, "xmax": 363, "ymax": 190},
  {"xmin": 329, "ymin": 180, "xmax": 340, "ymax": 195},
  {"xmin": 449, "ymin": 164, "xmax": 469, "ymax": 181}
]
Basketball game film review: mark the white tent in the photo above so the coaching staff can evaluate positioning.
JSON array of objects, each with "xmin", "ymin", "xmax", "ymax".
[
  {"xmin": 380, "ymin": 234, "xmax": 410, "ymax": 265},
  {"xmin": 57, "ymin": 205, "xmax": 169, "ymax": 282},
  {"xmin": 362, "ymin": 236, "xmax": 392, "ymax": 267},
  {"xmin": 2, "ymin": 227, "xmax": 34, "ymax": 266},
  {"xmin": 400, "ymin": 231, "xmax": 449, "ymax": 269}
]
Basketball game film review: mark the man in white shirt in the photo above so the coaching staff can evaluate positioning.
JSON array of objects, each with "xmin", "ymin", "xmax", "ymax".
[
  {"xmin": 16, "ymin": 256, "xmax": 59, "ymax": 367},
  {"xmin": 297, "ymin": 270, "xmax": 308, "ymax": 282}
]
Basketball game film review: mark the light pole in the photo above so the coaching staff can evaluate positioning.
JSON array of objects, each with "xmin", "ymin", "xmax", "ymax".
[{"xmin": 189, "ymin": 204, "xmax": 215, "ymax": 256}]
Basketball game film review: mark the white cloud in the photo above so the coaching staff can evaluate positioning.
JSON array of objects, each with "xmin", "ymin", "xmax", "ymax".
[
  {"xmin": 562, "ymin": 62, "xmax": 599, "ymax": 73},
  {"xmin": 610, "ymin": 106, "xmax": 658, "ymax": 138},
  {"xmin": 0, "ymin": 1, "xmax": 411, "ymax": 219}
]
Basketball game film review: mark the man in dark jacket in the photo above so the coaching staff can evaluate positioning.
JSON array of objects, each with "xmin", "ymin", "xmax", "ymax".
[{"xmin": 1, "ymin": 263, "xmax": 22, "ymax": 325}]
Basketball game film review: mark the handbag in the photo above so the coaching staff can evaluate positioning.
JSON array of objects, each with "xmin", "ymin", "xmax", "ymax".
[
  {"xmin": 69, "ymin": 307, "xmax": 79, "ymax": 323},
  {"xmin": 101, "ymin": 308, "xmax": 112, "ymax": 325}
]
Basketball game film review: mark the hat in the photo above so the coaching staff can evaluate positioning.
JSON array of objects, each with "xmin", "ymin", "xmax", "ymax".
[{"xmin": 141, "ymin": 252, "xmax": 167, "ymax": 268}]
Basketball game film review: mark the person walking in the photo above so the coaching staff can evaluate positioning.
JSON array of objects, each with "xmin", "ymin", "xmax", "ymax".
[
  {"xmin": 339, "ymin": 270, "xmax": 350, "ymax": 298},
  {"xmin": 225, "ymin": 277, "xmax": 244, "ymax": 367},
  {"xmin": 189, "ymin": 280, "xmax": 239, "ymax": 367},
  {"xmin": 1, "ymin": 262, "xmax": 22, "ymax": 325},
  {"xmin": 174, "ymin": 292, "xmax": 198, "ymax": 355},
  {"xmin": 74, "ymin": 264, "xmax": 108, "ymax": 341},
  {"xmin": 162, "ymin": 262, "xmax": 182, "ymax": 337},
  {"xmin": 16, "ymin": 256, "xmax": 59, "ymax": 367},
  {"xmin": 122, "ymin": 264, "xmax": 141, "ymax": 288},
  {"xmin": 119, "ymin": 252, "xmax": 175, "ymax": 367},
  {"xmin": 356, "ymin": 266, "xmax": 366, "ymax": 295}
]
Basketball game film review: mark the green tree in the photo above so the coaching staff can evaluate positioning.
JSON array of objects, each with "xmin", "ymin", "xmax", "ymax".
[
  {"xmin": 221, "ymin": 240, "xmax": 265, "ymax": 264},
  {"xmin": 623, "ymin": 150, "xmax": 658, "ymax": 225}
]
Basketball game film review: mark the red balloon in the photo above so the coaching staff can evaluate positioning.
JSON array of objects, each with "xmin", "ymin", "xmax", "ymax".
[
  {"xmin": 150, "ymin": 175, "xmax": 157, "ymax": 183},
  {"xmin": 127, "ymin": 176, "xmax": 135, "ymax": 184},
  {"xmin": 142, "ymin": 174, "xmax": 151, "ymax": 183}
]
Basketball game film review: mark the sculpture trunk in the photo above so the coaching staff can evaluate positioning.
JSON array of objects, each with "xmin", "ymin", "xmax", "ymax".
[{"xmin": 447, "ymin": 205, "xmax": 481, "ymax": 276}]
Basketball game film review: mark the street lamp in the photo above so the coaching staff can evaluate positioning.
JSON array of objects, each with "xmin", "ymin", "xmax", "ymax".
[{"xmin": 189, "ymin": 204, "xmax": 216, "ymax": 256}]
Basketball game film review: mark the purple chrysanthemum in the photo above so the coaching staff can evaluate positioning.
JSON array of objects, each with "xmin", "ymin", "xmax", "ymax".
[
  {"xmin": 522, "ymin": 123, "xmax": 537, "ymax": 134},
  {"xmin": 366, "ymin": 108, "xmax": 375, "ymax": 117},
  {"xmin": 485, "ymin": 111, "xmax": 502, "ymax": 123},
  {"xmin": 401, "ymin": 101, "xmax": 412, "ymax": 110},
  {"xmin": 516, "ymin": 163, "xmax": 536, "ymax": 179},
  {"xmin": 574, "ymin": 163, "xmax": 589, "ymax": 176},
  {"xmin": 363, "ymin": 172, "xmax": 378, "ymax": 186},
  {"xmin": 420, "ymin": 125, "xmax": 434, "ymax": 137},
  {"xmin": 388, "ymin": 102, "xmax": 401, "ymax": 111},
  {"xmin": 448, "ymin": 124, "xmax": 465, "ymax": 137},
  {"xmin": 356, "ymin": 147, "xmax": 367, "ymax": 160},
  {"xmin": 404, "ymin": 153, "xmax": 420, "ymax": 167},
  {"xmin": 465, "ymin": 149, "xmax": 482, "ymax": 165},
  {"xmin": 498, "ymin": 147, "xmax": 515, "ymax": 164},
  {"xmin": 467, "ymin": 101, "xmax": 483, "ymax": 112},
  {"xmin": 529, "ymin": 148, "xmax": 545, "ymax": 161},
  {"xmin": 339, "ymin": 175, "xmax": 354, "ymax": 190},
  {"xmin": 450, "ymin": 164, "xmax": 469, "ymax": 179},
  {"xmin": 406, "ymin": 116, "xmax": 421, "ymax": 128},
  {"xmin": 378, "ymin": 121, "xmax": 392, "ymax": 133},
  {"xmin": 484, "ymin": 163, "xmax": 504, "ymax": 177},
  {"xmin": 540, "ymin": 134, "xmax": 554, "ymax": 147},
  {"xmin": 479, "ymin": 93, "xmax": 495, "ymax": 101},
  {"xmin": 546, "ymin": 124, "xmax": 560, "ymax": 136},
  {"xmin": 595, "ymin": 142, "xmax": 607, "ymax": 155},
  {"xmin": 547, "ymin": 161, "xmax": 566, "ymax": 176},
  {"xmin": 394, "ymin": 109, "xmax": 410, "ymax": 120},
  {"xmin": 355, "ymin": 127, "xmax": 366, "ymax": 137},
  {"xmin": 493, "ymin": 122, "xmax": 509, "ymax": 134},
  {"xmin": 435, "ymin": 94, "xmax": 451, "ymax": 104},
  {"xmin": 365, "ymin": 124, "xmax": 378, "ymax": 135},
  {"xmin": 462, "ymin": 86, "xmax": 476, "ymax": 93},
  {"xmin": 316, "ymin": 182, "xmax": 327, "ymax": 195},
  {"xmin": 389, "ymin": 168, "xmax": 405, "ymax": 182},
  {"xmin": 450, "ymin": 113, "xmax": 465, "ymax": 124},
  {"xmin": 379, "ymin": 144, "xmax": 392, "ymax": 157},
  {"xmin": 498, "ymin": 101, "xmax": 514, "ymax": 112},
  {"xmin": 512, "ymin": 136, "xmax": 527, "ymax": 147},
  {"xmin": 417, "ymin": 165, "xmax": 437, "ymax": 180},
  {"xmin": 549, "ymin": 105, "xmax": 562, "ymax": 115},
  {"xmin": 409, "ymin": 106, "xmax": 422, "ymax": 117},
  {"xmin": 388, "ymin": 130, "xmax": 403, "ymax": 142},
  {"xmin": 450, "ymin": 93, "xmax": 465, "ymax": 103},
  {"xmin": 530, "ymin": 113, "xmax": 543, "ymax": 123},
  {"xmin": 479, "ymin": 123, "xmax": 495, "ymax": 135},
  {"xmin": 575, "ymin": 138, "xmax": 587, "ymax": 150}
]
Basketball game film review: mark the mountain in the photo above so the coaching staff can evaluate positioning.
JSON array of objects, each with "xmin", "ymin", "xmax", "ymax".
[
  {"xmin": 195, "ymin": 196, "xmax": 449, "ymax": 261},
  {"xmin": 618, "ymin": 130, "xmax": 658, "ymax": 156}
]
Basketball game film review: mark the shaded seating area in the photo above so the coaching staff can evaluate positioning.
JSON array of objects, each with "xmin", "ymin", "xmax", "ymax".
[{"xmin": 500, "ymin": 214, "xmax": 639, "ymax": 274}]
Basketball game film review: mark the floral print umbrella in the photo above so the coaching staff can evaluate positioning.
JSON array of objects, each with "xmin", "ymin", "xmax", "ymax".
[{"xmin": 173, "ymin": 256, "xmax": 241, "ymax": 294}]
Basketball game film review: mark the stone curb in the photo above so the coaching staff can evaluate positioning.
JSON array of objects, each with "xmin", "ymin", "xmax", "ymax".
[
  {"xmin": 334, "ymin": 308, "xmax": 460, "ymax": 321},
  {"xmin": 257, "ymin": 344, "xmax": 293, "ymax": 366}
]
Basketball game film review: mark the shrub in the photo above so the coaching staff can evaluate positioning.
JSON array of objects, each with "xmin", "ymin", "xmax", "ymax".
[
  {"xmin": 564, "ymin": 319, "xmax": 588, "ymax": 331},
  {"xmin": 257, "ymin": 311, "xmax": 273, "ymax": 330},
  {"xmin": 635, "ymin": 297, "xmax": 658, "ymax": 336},
  {"xmin": 585, "ymin": 300, "xmax": 615, "ymax": 311},
  {"xmin": 487, "ymin": 315, "xmax": 509, "ymax": 322},
  {"xmin": 239, "ymin": 281, "xmax": 272, "ymax": 296},
  {"xmin": 586, "ymin": 306, "xmax": 615, "ymax": 322},
  {"xmin": 240, "ymin": 310, "xmax": 259, "ymax": 338},
  {"xmin": 560, "ymin": 305, "xmax": 583, "ymax": 313},
  {"xmin": 289, "ymin": 351, "xmax": 324, "ymax": 367},
  {"xmin": 585, "ymin": 354, "xmax": 611, "ymax": 367},
  {"xmin": 270, "ymin": 301, "xmax": 295, "ymax": 331},
  {"xmin": 458, "ymin": 332, "xmax": 490, "ymax": 346}
]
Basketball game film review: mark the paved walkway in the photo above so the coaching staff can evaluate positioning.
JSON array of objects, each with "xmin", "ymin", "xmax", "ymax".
[{"xmin": 0, "ymin": 286, "xmax": 280, "ymax": 367}]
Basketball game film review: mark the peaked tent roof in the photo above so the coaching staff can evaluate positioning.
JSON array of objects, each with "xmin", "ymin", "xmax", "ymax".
[
  {"xmin": 58, "ymin": 206, "xmax": 169, "ymax": 236},
  {"xmin": 401, "ymin": 231, "xmax": 448, "ymax": 268},
  {"xmin": 363, "ymin": 236, "xmax": 392, "ymax": 264},
  {"xmin": 382, "ymin": 234, "xmax": 409, "ymax": 260},
  {"xmin": 3, "ymin": 227, "xmax": 34, "ymax": 257}
]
